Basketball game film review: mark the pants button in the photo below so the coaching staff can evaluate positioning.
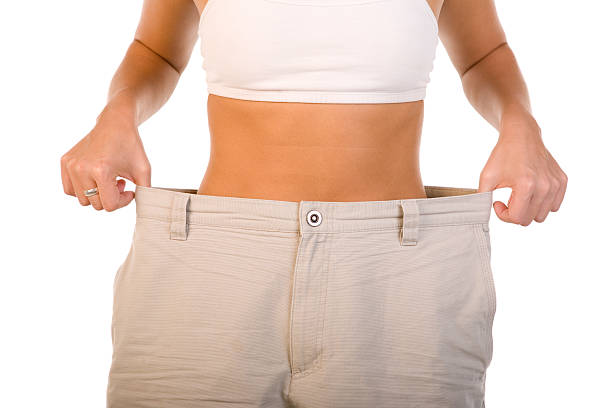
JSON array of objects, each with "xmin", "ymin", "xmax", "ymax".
[{"xmin": 306, "ymin": 210, "xmax": 322, "ymax": 227}]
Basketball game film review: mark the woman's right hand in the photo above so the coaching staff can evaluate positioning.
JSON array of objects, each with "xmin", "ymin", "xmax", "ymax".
[{"xmin": 60, "ymin": 104, "xmax": 151, "ymax": 212}]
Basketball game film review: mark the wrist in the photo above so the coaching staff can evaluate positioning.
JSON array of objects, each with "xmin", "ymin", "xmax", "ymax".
[
  {"xmin": 498, "ymin": 103, "xmax": 541, "ymax": 141},
  {"xmin": 96, "ymin": 90, "xmax": 139, "ymax": 128}
]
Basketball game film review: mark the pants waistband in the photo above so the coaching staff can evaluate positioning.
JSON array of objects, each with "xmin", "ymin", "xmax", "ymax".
[{"xmin": 134, "ymin": 185, "xmax": 492, "ymax": 245}]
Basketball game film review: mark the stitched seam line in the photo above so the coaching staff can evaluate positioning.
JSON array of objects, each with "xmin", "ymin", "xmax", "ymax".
[
  {"xmin": 137, "ymin": 216, "xmax": 489, "ymax": 232},
  {"xmin": 263, "ymin": 0, "xmax": 391, "ymax": 6},
  {"xmin": 288, "ymin": 234, "xmax": 305, "ymax": 377},
  {"xmin": 315, "ymin": 232, "xmax": 331, "ymax": 371},
  {"xmin": 291, "ymin": 357, "xmax": 322, "ymax": 379},
  {"xmin": 208, "ymin": 84, "xmax": 427, "ymax": 97},
  {"xmin": 474, "ymin": 223, "xmax": 495, "ymax": 365}
]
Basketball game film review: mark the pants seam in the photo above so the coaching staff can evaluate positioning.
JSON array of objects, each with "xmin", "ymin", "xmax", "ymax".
[
  {"xmin": 288, "ymin": 233, "xmax": 305, "ymax": 379},
  {"xmin": 315, "ymin": 230, "xmax": 331, "ymax": 370},
  {"xmin": 473, "ymin": 223, "xmax": 495, "ymax": 367}
]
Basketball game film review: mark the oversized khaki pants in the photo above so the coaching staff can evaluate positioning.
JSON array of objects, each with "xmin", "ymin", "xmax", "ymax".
[{"xmin": 107, "ymin": 185, "xmax": 496, "ymax": 407}]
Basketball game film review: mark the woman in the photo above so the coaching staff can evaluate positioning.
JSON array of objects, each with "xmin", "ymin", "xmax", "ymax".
[{"xmin": 60, "ymin": 0, "xmax": 567, "ymax": 406}]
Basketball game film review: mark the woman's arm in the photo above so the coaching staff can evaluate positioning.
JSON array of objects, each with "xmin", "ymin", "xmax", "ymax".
[
  {"xmin": 61, "ymin": 0, "xmax": 201, "ymax": 211},
  {"xmin": 102, "ymin": 0, "xmax": 202, "ymax": 126},
  {"xmin": 438, "ymin": 0, "xmax": 568, "ymax": 226}
]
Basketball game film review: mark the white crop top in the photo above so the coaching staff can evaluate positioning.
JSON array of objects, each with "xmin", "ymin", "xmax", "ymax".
[{"xmin": 198, "ymin": 0, "xmax": 439, "ymax": 104}]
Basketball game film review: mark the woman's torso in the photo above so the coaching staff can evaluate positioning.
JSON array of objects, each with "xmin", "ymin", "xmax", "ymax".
[{"xmin": 194, "ymin": 0, "xmax": 441, "ymax": 202}]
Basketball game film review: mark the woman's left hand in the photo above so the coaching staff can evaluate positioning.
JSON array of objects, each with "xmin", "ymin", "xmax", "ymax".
[{"xmin": 478, "ymin": 112, "xmax": 568, "ymax": 226}]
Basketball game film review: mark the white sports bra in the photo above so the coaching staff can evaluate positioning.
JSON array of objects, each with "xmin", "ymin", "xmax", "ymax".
[{"xmin": 198, "ymin": 0, "xmax": 439, "ymax": 104}]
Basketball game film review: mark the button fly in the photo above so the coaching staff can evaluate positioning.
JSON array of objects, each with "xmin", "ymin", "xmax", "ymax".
[{"xmin": 306, "ymin": 210, "xmax": 322, "ymax": 227}]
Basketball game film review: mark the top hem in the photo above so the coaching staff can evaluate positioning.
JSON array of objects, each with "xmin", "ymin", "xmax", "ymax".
[{"xmin": 206, "ymin": 84, "xmax": 427, "ymax": 104}]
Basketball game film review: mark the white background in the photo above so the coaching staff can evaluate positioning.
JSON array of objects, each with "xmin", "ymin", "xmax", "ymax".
[{"xmin": 1, "ymin": 1, "xmax": 611, "ymax": 406}]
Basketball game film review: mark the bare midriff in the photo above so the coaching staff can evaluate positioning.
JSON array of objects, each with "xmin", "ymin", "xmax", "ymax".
[{"xmin": 197, "ymin": 94, "xmax": 427, "ymax": 202}]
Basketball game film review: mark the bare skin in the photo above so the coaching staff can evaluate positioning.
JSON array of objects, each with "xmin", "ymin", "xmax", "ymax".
[{"xmin": 61, "ymin": 0, "xmax": 567, "ymax": 226}]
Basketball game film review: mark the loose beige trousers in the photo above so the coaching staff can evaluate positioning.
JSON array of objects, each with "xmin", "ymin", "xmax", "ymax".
[{"xmin": 107, "ymin": 185, "xmax": 496, "ymax": 407}]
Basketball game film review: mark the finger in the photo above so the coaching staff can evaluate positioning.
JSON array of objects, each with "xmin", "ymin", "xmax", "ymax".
[
  {"xmin": 97, "ymin": 177, "xmax": 134, "ymax": 212},
  {"xmin": 117, "ymin": 178, "xmax": 127, "ymax": 193},
  {"xmin": 86, "ymin": 186, "xmax": 104, "ymax": 210},
  {"xmin": 551, "ymin": 171, "xmax": 568, "ymax": 212},
  {"xmin": 528, "ymin": 184, "xmax": 551, "ymax": 224},
  {"xmin": 495, "ymin": 188, "xmax": 533, "ymax": 226},
  {"xmin": 94, "ymin": 168, "xmax": 119, "ymax": 211},
  {"xmin": 67, "ymin": 165, "xmax": 92, "ymax": 206},
  {"xmin": 71, "ymin": 179, "xmax": 92, "ymax": 206},
  {"xmin": 534, "ymin": 194, "xmax": 555, "ymax": 223},
  {"xmin": 534, "ymin": 178, "xmax": 560, "ymax": 222},
  {"xmin": 116, "ymin": 178, "xmax": 135, "ymax": 207},
  {"xmin": 60, "ymin": 155, "xmax": 75, "ymax": 196},
  {"xmin": 493, "ymin": 200, "xmax": 508, "ymax": 220},
  {"xmin": 111, "ymin": 182, "xmax": 135, "ymax": 211},
  {"xmin": 79, "ymin": 177, "xmax": 103, "ymax": 211},
  {"xmin": 92, "ymin": 164, "xmax": 133, "ymax": 212}
]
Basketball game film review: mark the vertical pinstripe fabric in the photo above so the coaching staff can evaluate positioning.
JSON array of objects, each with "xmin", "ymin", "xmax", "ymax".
[{"xmin": 107, "ymin": 185, "xmax": 495, "ymax": 408}]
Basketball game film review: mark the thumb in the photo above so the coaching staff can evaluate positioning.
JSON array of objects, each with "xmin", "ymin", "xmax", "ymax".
[
  {"xmin": 128, "ymin": 160, "xmax": 152, "ymax": 187},
  {"xmin": 478, "ymin": 170, "xmax": 500, "ymax": 193}
]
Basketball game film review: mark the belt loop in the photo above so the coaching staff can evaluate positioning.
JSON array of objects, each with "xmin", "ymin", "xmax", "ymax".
[
  {"xmin": 400, "ymin": 200, "xmax": 420, "ymax": 246},
  {"xmin": 170, "ymin": 194, "xmax": 190, "ymax": 241}
]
